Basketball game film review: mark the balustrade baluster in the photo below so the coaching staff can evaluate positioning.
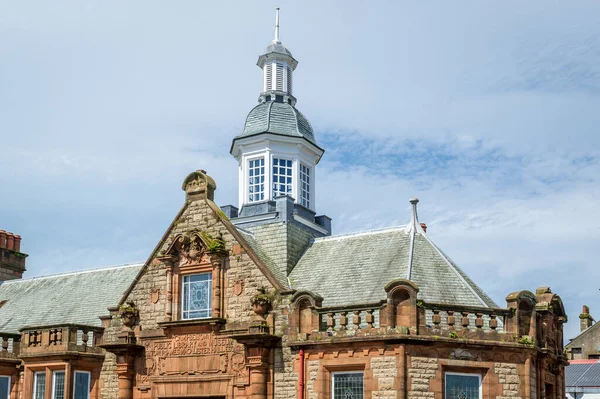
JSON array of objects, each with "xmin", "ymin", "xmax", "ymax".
[
  {"xmin": 365, "ymin": 309, "xmax": 374, "ymax": 329},
  {"xmin": 447, "ymin": 311, "xmax": 455, "ymax": 329},
  {"xmin": 339, "ymin": 312, "xmax": 348, "ymax": 330},
  {"xmin": 461, "ymin": 312, "xmax": 470, "ymax": 329},
  {"xmin": 475, "ymin": 313, "xmax": 483, "ymax": 329},
  {"xmin": 82, "ymin": 330, "xmax": 89, "ymax": 346},
  {"xmin": 352, "ymin": 311, "xmax": 361, "ymax": 329},
  {"xmin": 489, "ymin": 314, "xmax": 498, "ymax": 330},
  {"xmin": 327, "ymin": 312, "xmax": 335, "ymax": 332},
  {"xmin": 432, "ymin": 310, "xmax": 441, "ymax": 326},
  {"xmin": 1, "ymin": 337, "xmax": 7, "ymax": 352}
]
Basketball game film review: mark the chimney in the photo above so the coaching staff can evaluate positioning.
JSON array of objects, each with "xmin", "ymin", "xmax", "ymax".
[
  {"xmin": 420, "ymin": 223, "xmax": 427, "ymax": 233},
  {"xmin": 0, "ymin": 229, "xmax": 27, "ymax": 282},
  {"xmin": 580, "ymin": 305, "xmax": 594, "ymax": 332}
]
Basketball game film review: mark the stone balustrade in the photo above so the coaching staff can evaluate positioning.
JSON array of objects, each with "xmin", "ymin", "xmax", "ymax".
[
  {"xmin": 288, "ymin": 300, "xmax": 519, "ymax": 344},
  {"xmin": 19, "ymin": 324, "xmax": 104, "ymax": 356},
  {"xmin": 0, "ymin": 332, "xmax": 20, "ymax": 358},
  {"xmin": 318, "ymin": 304, "xmax": 382, "ymax": 332},
  {"xmin": 419, "ymin": 302, "xmax": 512, "ymax": 339}
]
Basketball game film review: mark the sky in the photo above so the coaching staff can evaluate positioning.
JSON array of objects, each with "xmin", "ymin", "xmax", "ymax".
[{"xmin": 0, "ymin": 1, "xmax": 598, "ymax": 341}]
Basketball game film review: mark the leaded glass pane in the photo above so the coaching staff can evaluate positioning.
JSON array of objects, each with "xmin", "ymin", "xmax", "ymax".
[
  {"xmin": 34, "ymin": 372, "xmax": 45, "ymax": 399},
  {"xmin": 445, "ymin": 373, "xmax": 480, "ymax": 399},
  {"xmin": 300, "ymin": 164, "xmax": 310, "ymax": 208},
  {"xmin": 52, "ymin": 371, "xmax": 65, "ymax": 399},
  {"xmin": 73, "ymin": 372, "xmax": 90, "ymax": 399},
  {"xmin": 248, "ymin": 158, "xmax": 265, "ymax": 202},
  {"xmin": 272, "ymin": 157, "xmax": 293, "ymax": 199},
  {"xmin": 182, "ymin": 273, "xmax": 212, "ymax": 319},
  {"xmin": 0, "ymin": 376, "xmax": 9, "ymax": 399},
  {"xmin": 333, "ymin": 373, "xmax": 363, "ymax": 399}
]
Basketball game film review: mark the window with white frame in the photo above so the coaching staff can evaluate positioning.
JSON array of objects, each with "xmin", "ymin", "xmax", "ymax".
[
  {"xmin": 445, "ymin": 372, "xmax": 482, "ymax": 399},
  {"xmin": 33, "ymin": 372, "xmax": 46, "ymax": 399},
  {"xmin": 332, "ymin": 372, "xmax": 363, "ymax": 399},
  {"xmin": 272, "ymin": 158, "xmax": 293, "ymax": 199},
  {"xmin": 182, "ymin": 273, "xmax": 212, "ymax": 320},
  {"xmin": 73, "ymin": 371, "xmax": 90, "ymax": 399},
  {"xmin": 248, "ymin": 158, "xmax": 265, "ymax": 202},
  {"xmin": 52, "ymin": 371, "xmax": 65, "ymax": 399},
  {"xmin": 299, "ymin": 164, "xmax": 310, "ymax": 208},
  {"xmin": 0, "ymin": 376, "xmax": 9, "ymax": 399}
]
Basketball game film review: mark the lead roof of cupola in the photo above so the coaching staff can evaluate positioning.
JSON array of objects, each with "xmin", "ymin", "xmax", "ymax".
[
  {"xmin": 264, "ymin": 42, "xmax": 293, "ymax": 57},
  {"xmin": 233, "ymin": 101, "xmax": 318, "ymax": 146}
]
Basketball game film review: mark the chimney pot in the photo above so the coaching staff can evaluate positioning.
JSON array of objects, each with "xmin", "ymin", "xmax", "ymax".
[
  {"xmin": 0, "ymin": 230, "xmax": 5, "ymax": 248},
  {"xmin": 420, "ymin": 223, "xmax": 427, "ymax": 233},
  {"xmin": 6, "ymin": 233, "xmax": 14, "ymax": 250},
  {"xmin": 13, "ymin": 235, "xmax": 21, "ymax": 252}
]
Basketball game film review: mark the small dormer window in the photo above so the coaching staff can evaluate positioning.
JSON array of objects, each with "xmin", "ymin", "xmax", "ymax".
[
  {"xmin": 272, "ymin": 158, "xmax": 293, "ymax": 198},
  {"xmin": 248, "ymin": 158, "xmax": 265, "ymax": 202}
]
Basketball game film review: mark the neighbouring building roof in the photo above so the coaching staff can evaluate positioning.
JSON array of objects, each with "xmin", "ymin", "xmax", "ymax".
[
  {"xmin": 0, "ymin": 263, "xmax": 143, "ymax": 334},
  {"xmin": 567, "ymin": 360, "xmax": 600, "ymax": 388},
  {"xmin": 288, "ymin": 226, "xmax": 497, "ymax": 308},
  {"xmin": 236, "ymin": 101, "xmax": 316, "ymax": 144}
]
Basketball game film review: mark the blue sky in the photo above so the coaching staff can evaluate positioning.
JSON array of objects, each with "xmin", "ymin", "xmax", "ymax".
[{"xmin": 1, "ymin": 1, "xmax": 598, "ymax": 341}]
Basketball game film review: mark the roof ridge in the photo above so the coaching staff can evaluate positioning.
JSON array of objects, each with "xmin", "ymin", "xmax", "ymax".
[
  {"xmin": 420, "ymin": 233, "xmax": 489, "ymax": 307},
  {"xmin": 312, "ymin": 226, "xmax": 408, "ymax": 242},
  {"xmin": 2, "ymin": 262, "xmax": 144, "ymax": 284}
]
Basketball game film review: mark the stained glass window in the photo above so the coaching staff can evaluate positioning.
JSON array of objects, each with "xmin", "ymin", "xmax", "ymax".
[
  {"xmin": 0, "ymin": 376, "xmax": 9, "ymax": 399},
  {"xmin": 445, "ymin": 373, "xmax": 481, "ymax": 399},
  {"xmin": 332, "ymin": 372, "xmax": 363, "ymax": 399},
  {"xmin": 300, "ymin": 164, "xmax": 310, "ymax": 208},
  {"xmin": 248, "ymin": 158, "xmax": 265, "ymax": 202},
  {"xmin": 182, "ymin": 273, "xmax": 212, "ymax": 319},
  {"xmin": 73, "ymin": 371, "xmax": 90, "ymax": 399},
  {"xmin": 33, "ymin": 372, "xmax": 45, "ymax": 399},
  {"xmin": 272, "ymin": 158, "xmax": 293, "ymax": 199},
  {"xmin": 52, "ymin": 371, "xmax": 65, "ymax": 399}
]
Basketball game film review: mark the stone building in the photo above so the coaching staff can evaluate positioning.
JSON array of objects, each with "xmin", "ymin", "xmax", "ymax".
[
  {"xmin": 0, "ymin": 9, "xmax": 569, "ymax": 399},
  {"xmin": 565, "ymin": 306, "xmax": 599, "ymax": 360}
]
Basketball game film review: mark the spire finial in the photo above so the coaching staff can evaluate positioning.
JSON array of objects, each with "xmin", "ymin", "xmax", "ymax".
[
  {"xmin": 406, "ymin": 197, "xmax": 425, "ymax": 234},
  {"xmin": 273, "ymin": 8, "xmax": 281, "ymax": 44}
]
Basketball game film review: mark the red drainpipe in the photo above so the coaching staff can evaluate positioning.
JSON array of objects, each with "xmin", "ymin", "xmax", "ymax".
[{"xmin": 299, "ymin": 349, "xmax": 305, "ymax": 399}]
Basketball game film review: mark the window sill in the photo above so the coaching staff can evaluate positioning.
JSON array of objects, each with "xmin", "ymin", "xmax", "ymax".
[{"xmin": 158, "ymin": 318, "xmax": 227, "ymax": 328}]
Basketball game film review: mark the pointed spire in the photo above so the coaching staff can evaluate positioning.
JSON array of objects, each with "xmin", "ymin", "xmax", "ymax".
[{"xmin": 273, "ymin": 8, "xmax": 281, "ymax": 44}]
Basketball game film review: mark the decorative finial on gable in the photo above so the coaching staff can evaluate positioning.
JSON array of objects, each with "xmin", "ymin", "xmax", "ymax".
[
  {"xmin": 182, "ymin": 169, "xmax": 216, "ymax": 201},
  {"xmin": 272, "ymin": 8, "xmax": 281, "ymax": 44}
]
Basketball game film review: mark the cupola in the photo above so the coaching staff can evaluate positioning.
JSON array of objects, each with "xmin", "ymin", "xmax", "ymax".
[{"xmin": 231, "ymin": 8, "xmax": 324, "ymax": 214}]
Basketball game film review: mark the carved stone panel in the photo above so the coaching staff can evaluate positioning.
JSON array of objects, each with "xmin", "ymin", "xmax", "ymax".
[{"xmin": 136, "ymin": 332, "xmax": 247, "ymax": 384}]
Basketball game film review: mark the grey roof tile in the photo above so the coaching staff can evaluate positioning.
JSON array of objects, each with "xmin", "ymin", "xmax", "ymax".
[
  {"xmin": 0, "ymin": 263, "xmax": 142, "ymax": 333},
  {"xmin": 289, "ymin": 227, "xmax": 496, "ymax": 308},
  {"xmin": 235, "ymin": 102, "xmax": 316, "ymax": 144}
]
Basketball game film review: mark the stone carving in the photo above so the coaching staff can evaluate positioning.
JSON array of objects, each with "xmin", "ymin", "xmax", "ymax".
[
  {"xmin": 233, "ymin": 279, "xmax": 245, "ymax": 296},
  {"xmin": 138, "ymin": 332, "xmax": 246, "ymax": 380},
  {"xmin": 150, "ymin": 288, "xmax": 160, "ymax": 304},
  {"xmin": 450, "ymin": 348, "xmax": 479, "ymax": 361}
]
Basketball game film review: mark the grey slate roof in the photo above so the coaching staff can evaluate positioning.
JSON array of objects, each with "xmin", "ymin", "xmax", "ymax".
[
  {"xmin": 288, "ymin": 226, "xmax": 497, "ymax": 308},
  {"xmin": 566, "ymin": 362, "xmax": 600, "ymax": 387},
  {"xmin": 235, "ymin": 102, "xmax": 317, "ymax": 144},
  {"xmin": 0, "ymin": 263, "xmax": 143, "ymax": 333}
]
